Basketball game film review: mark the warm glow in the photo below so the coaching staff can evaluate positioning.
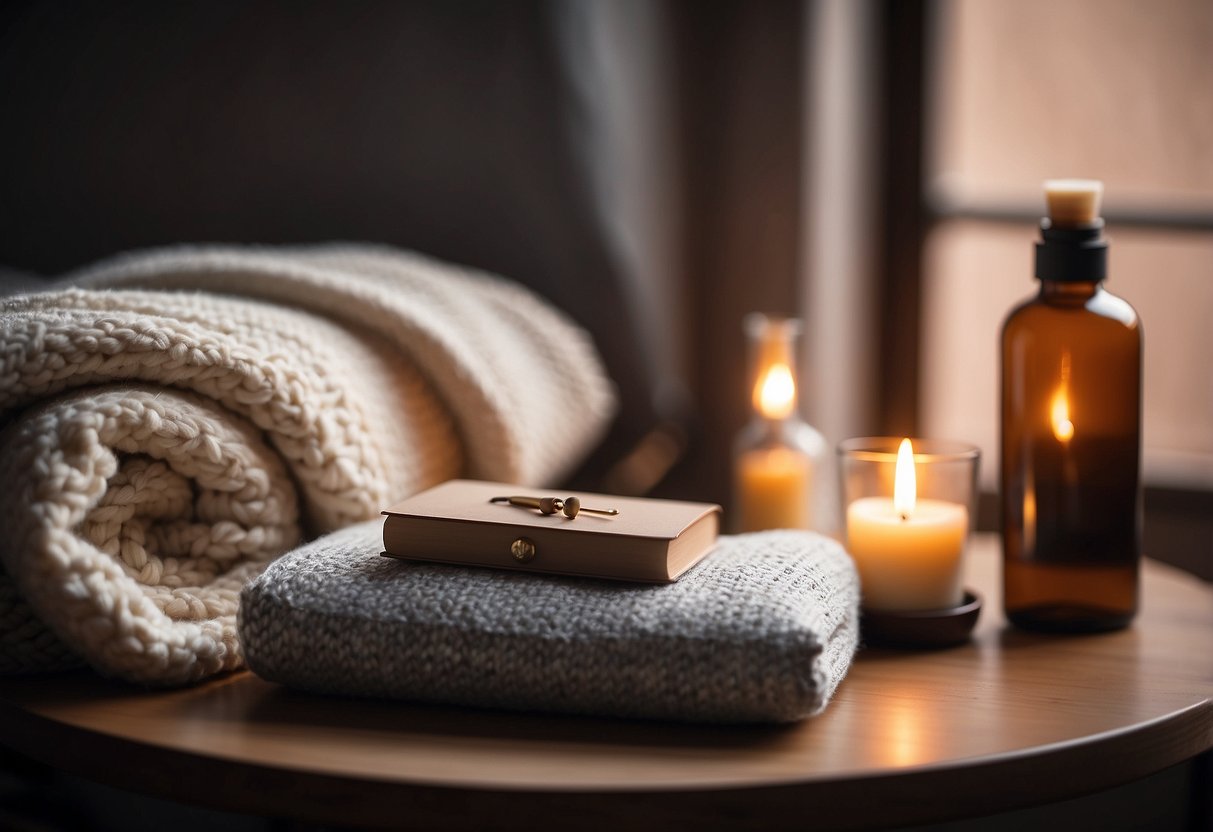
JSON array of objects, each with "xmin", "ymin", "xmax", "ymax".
[
  {"xmin": 1023, "ymin": 465, "xmax": 1036, "ymax": 554},
  {"xmin": 1051, "ymin": 389, "xmax": 1074, "ymax": 443},
  {"xmin": 1052, "ymin": 353, "xmax": 1075, "ymax": 443},
  {"xmin": 755, "ymin": 362, "xmax": 796, "ymax": 419},
  {"xmin": 884, "ymin": 697, "xmax": 929, "ymax": 767},
  {"xmin": 893, "ymin": 438, "xmax": 916, "ymax": 519}
]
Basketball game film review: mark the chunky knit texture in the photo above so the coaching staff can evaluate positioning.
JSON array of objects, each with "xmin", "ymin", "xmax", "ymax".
[
  {"xmin": 239, "ymin": 523, "xmax": 860, "ymax": 723},
  {"xmin": 0, "ymin": 245, "xmax": 615, "ymax": 683}
]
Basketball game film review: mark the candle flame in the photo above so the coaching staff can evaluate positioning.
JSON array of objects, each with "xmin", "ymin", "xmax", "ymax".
[
  {"xmin": 1052, "ymin": 352, "xmax": 1075, "ymax": 443},
  {"xmin": 894, "ymin": 438, "xmax": 916, "ymax": 519},
  {"xmin": 755, "ymin": 362, "xmax": 796, "ymax": 419},
  {"xmin": 1050, "ymin": 389, "xmax": 1074, "ymax": 443}
]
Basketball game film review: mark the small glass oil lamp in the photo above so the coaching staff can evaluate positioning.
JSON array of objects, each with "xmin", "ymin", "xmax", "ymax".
[{"xmin": 733, "ymin": 314, "xmax": 829, "ymax": 532}]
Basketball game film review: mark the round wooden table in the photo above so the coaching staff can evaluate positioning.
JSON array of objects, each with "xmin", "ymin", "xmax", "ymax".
[{"xmin": 1, "ymin": 536, "xmax": 1210, "ymax": 830}]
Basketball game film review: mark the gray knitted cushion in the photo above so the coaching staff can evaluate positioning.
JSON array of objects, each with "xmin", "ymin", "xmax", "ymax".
[{"xmin": 238, "ymin": 521, "xmax": 860, "ymax": 723}]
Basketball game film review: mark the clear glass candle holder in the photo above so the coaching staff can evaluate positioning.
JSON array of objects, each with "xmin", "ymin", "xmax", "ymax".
[{"xmin": 838, "ymin": 437, "xmax": 980, "ymax": 613}]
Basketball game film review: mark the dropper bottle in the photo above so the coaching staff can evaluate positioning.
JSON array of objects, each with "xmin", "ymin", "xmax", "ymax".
[{"xmin": 1000, "ymin": 180, "xmax": 1143, "ymax": 632}]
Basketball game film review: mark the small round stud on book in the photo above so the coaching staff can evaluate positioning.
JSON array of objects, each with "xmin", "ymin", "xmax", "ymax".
[{"xmin": 490, "ymin": 495, "xmax": 619, "ymax": 519}]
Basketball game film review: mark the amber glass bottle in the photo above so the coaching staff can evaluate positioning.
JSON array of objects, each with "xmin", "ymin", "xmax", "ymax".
[{"xmin": 1001, "ymin": 181, "xmax": 1142, "ymax": 632}]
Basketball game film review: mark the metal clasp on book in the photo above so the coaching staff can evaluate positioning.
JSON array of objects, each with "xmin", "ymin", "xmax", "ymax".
[{"xmin": 490, "ymin": 495, "xmax": 619, "ymax": 519}]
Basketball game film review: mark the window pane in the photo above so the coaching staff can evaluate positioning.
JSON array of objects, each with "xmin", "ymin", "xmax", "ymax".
[
  {"xmin": 922, "ymin": 221, "xmax": 1213, "ymax": 490},
  {"xmin": 931, "ymin": 0, "xmax": 1213, "ymax": 205}
]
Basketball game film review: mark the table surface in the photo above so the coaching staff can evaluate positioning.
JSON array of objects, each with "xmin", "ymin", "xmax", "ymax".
[{"xmin": 1, "ymin": 535, "xmax": 1210, "ymax": 830}]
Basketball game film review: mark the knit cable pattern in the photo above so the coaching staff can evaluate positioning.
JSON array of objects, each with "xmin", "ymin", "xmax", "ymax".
[
  {"xmin": 0, "ymin": 388, "xmax": 299, "ymax": 681},
  {"xmin": 0, "ymin": 245, "xmax": 616, "ymax": 683}
]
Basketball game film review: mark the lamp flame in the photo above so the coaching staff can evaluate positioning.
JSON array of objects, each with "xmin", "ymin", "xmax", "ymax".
[
  {"xmin": 894, "ymin": 438, "xmax": 916, "ymax": 520},
  {"xmin": 756, "ymin": 362, "xmax": 796, "ymax": 419}
]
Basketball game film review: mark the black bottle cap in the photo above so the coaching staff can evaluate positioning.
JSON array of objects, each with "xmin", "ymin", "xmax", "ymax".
[{"xmin": 1035, "ymin": 219, "xmax": 1107, "ymax": 282}]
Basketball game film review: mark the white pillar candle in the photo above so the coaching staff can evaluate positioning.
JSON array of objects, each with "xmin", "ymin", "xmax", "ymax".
[{"xmin": 845, "ymin": 439, "xmax": 967, "ymax": 611}]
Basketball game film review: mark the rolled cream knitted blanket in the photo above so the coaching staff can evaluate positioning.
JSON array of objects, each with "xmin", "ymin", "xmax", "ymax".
[{"xmin": 0, "ymin": 245, "xmax": 615, "ymax": 684}]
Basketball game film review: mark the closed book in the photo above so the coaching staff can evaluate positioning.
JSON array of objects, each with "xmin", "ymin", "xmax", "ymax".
[{"xmin": 381, "ymin": 479, "xmax": 721, "ymax": 582}]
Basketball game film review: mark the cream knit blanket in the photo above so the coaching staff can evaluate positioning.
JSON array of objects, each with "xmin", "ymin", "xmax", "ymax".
[{"xmin": 0, "ymin": 245, "xmax": 615, "ymax": 684}]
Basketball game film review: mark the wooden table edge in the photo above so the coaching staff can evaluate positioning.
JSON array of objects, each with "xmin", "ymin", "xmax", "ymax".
[{"xmin": 2, "ymin": 683, "xmax": 1209, "ymax": 830}]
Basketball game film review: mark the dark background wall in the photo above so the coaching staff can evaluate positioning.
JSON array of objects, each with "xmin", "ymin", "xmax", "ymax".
[
  {"xmin": 0, "ymin": 0, "xmax": 674, "ymax": 480},
  {"xmin": 0, "ymin": 0, "xmax": 810, "ymax": 506}
]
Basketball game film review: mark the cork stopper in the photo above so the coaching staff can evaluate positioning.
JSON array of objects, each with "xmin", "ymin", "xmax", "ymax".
[
  {"xmin": 1044, "ymin": 179, "xmax": 1103, "ymax": 228},
  {"xmin": 1035, "ymin": 179, "xmax": 1107, "ymax": 282}
]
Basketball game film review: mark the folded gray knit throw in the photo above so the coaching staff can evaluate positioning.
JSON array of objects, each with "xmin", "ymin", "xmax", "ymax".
[{"xmin": 239, "ymin": 521, "xmax": 860, "ymax": 723}]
